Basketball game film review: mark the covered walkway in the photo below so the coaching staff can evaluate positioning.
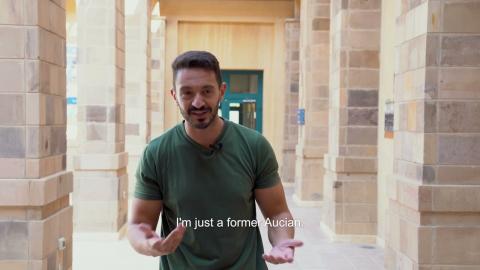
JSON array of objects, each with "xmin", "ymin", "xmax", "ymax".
[{"xmin": 73, "ymin": 187, "xmax": 385, "ymax": 270}]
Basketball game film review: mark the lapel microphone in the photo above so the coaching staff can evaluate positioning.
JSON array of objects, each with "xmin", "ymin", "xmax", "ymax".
[{"xmin": 209, "ymin": 142, "xmax": 223, "ymax": 152}]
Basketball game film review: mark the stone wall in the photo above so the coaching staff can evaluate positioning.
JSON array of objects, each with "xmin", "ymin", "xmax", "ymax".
[
  {"xmin": 322, "ymin": 0, "xmax": 381, "ymax": 242},
  {"xmin": 281, "ymin": 19, "xmax": 300, "ymax": 185},
  {"xmin": 0, "ymin": 0, "xmax": 73, "ymax": 269},
  {"xmin": 73, "ymin": 0, "xmax": 128, "ymax": 234},
  {"xmin": 294, "ymin": 0, "xmax": 330, "ymax": 203},
  {"xmin": 386, "ymin": 0, "xmax": 480, "ymax": 268},
  {"xmin": 150, "ymin": 17, "xmax": 166, "ymax": 139},
  {"xmin": 125, "ymin": 0, "xmax": 152, "ymax": 195}
]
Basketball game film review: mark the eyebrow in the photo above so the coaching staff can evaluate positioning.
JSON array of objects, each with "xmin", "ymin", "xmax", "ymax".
[{"xmin": 178, "ymin": 86, "xmax": 192, "ymax": 92}]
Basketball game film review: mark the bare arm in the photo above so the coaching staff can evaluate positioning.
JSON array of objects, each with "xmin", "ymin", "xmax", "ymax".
[
  {"xmin": 128, "ymin": 198, "xmax": 185, "ymax": 257},
  {"xmin": 255, "ymin": 183, "xmax": 293, "ymax": 245},
  {"xmin": 255, "ymin": 182, "xmax": 303, "ymax": 264}
]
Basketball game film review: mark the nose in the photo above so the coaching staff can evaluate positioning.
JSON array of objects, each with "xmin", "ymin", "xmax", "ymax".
[{"xmin": 191, "ymin": 93, "xmax": 206, "ymax": 108}]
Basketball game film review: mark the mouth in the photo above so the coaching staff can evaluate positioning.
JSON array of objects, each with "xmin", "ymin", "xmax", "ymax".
[
  {"xmin": 190, "ymin": 110, "xmax": 210, "ymax": 119},
  {"xmin": 189, "ymin": 109, "xmax": 211, "ymax": 117}
]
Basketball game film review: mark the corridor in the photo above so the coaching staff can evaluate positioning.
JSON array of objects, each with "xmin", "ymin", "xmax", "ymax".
[{"xmin": 73, "ymin": 187, "xmax": 385, "ymax": 270}]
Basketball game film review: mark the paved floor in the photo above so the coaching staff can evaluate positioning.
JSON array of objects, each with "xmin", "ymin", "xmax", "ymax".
[{"xmin": 73, "ymin": 187, "xmax": 385, "ymax": 270}]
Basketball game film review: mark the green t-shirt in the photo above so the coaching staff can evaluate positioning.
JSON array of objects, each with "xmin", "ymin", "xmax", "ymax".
[{"xmin": 134, "ymin": 119, "xmax": 280, "ymax": 270}]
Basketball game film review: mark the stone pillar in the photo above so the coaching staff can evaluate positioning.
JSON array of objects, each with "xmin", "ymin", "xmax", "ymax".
[
  {"xmin": 74, "ymin": 0, "xmax": 128, "ymax": 234},
  {"xmin": 281, "ymin": 19, "xmax": 300, "ymax": 185},
  {"xmin": 322, "ymin": 0, "xmax": 381, "ymax": 242},
  {"xmin": 386, "ymin": 1, "xmax": 480, "ymax": 269},
  {"xmin": 0, "ymin": 1, "xmax": 73, "ymax": 269},
  {"xmin": 294, "ymin": 0, "xmax": 330, "ymax": 204},
  {"xmin": 150, "ymin": 16, "xmax": 167, "ymax": 138},
  {"xmin": 125, "ymin": 0, "xmax": 152, "ymax": 195}
]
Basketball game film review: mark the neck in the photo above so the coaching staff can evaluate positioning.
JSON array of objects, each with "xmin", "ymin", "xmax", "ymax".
[{"xmin": 184, "ymin": 117, "xmax": 224, "ymax": 148}]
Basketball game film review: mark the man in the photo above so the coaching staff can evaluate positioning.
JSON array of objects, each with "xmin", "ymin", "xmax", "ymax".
[{"xmin": 128, "ymin": 51, "xmax": 302, "ymax": 269}]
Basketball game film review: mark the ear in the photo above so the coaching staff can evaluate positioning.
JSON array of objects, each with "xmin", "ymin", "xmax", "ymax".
[
  {"xmin": 170, "ymin": 89, "xmax": 177, "ymax": 101},
  {"xmin": 219, "ymin": 82, "xmax": 227, "ymax": 100}
]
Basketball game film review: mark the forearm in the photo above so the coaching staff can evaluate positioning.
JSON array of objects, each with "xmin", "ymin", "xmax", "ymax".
[{"xmin": 267, "ymin": 211, "xmax": 295, "ymax": 247}]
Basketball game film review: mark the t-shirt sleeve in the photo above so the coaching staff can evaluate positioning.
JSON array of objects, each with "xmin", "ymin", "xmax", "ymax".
[
  {"xmin": 134, "ymin": 143, "xmax": 163, "ymax": 200},
  {"xmin": 254, "ymin": 135, "xmax": 281, "ymax": 189}
]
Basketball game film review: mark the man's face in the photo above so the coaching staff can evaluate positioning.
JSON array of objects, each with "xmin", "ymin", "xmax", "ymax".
[{"xmin": 171, "ymin": 68, "xmax": 226, "ymax": 129}]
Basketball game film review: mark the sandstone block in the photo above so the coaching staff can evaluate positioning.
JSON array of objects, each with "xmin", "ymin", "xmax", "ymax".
[
  {"xmin": 73, "ymin": 152, "xmax": 128, "ymax": 170},
  {"xmin": 0, "ymin": 221, "xmax": 28, "ymax": 260},
  {"xmin": 343, "ymin": 204, "xmax": 377, "ymax": 223},
  {"xmin": 0, "ymin": 127, "xmax": 25, "ymax": 158},
  {"xmin": 438, "ymin": 101, "xmax": 480, "ymax": 133},
  {"xmin": 0, "ymin": 0, "xmax": 23, "ymax": 25},
  {"xmin": 312, "ymin": 18, "xmax": 330, "ymax": 31},
  {"xmin": 434, "ymin": 227, "xmax": 480, "ymax": 264},
  {"xmin": 438, "ymin": 135, "xmax": 480, "ymax": 165},
  {"xmin": 349, "ymin": 11, "xmax": 380, "ymax": 30},
  {"xmin": 346, "ymin": 127, "xmax": 377, "ymax": 145},
  {"xmin": 441, "ymin": 36, "xmax": 480, "ymax": 67},
  {"xmin": 432, "ymin": 185, "xmax": 480, "ymax": 212},
  {"xmin": 0, "ymin": 60, "xmax": 24, "ymax": 92},
  {"xmin": 0, "ymin": 158, "xmax": 25, "ymax": 178},
  {"xmin": 342, "ymin": 181, "xmax": 377, "ymax": 204},
  {"xmin": 348, "ymin": 31, "xmax": 380, "ymax": 50},
  {"xmin": 86, "ymin": 123, "xmax": 107, "ymax": 141},
  {"xmin": 436, "ymin": 166, "xmax": 480, "ymax": 185},
  {"xmin": 444, "ymin": 2, "xmax": 480, "ymax": 33},
  {"xmin": 349, "ymin": 0, "xmax": 380, "ymax": 10},
  {"xmin": 348, "ymin": 69, "xmax": 379, "ymax": 89},
  {"xmin": 347, "ymin": 89, "xmax": 378, "ymax": 107},
  {"xmin": 438, "ymin": 68, "xmax": 480, "ymax": 98},
  {"xmin": 0, "ymin": 94, "xmax": 25, "ymax": 125},
  {"xmin": 347, "ymin": 108, "xmax": 378, "ymax": 126},
  {"xmin": 0, "ymin": 26, "xmax": 25, "ymax": 58},
  {"xmin": 0, "ymin": 180, "xmax": 30, "ymax": 205}
]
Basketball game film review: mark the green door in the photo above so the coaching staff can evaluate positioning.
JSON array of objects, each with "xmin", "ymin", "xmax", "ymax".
[{"xmin": 220, "ymin": 70, "xmax": 263, "ymax": 133}]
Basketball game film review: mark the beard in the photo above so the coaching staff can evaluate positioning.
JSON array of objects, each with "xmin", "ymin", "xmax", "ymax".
[{"xmin": 178, "ymin": 99, "xmax": 220, "ymax": 129}]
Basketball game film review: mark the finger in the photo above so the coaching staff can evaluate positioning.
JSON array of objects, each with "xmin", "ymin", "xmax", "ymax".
[
  {"xmin": 262, "ymin": 254, "xmax": 273, "ymax": 264},
  {"xmin": 147, "ymin": 236, "xmax": 162, "ymax": 249},
  {"xmin": 262, "ymin": 254, "xmax": 279, "ymax": 264},
  {"xmin": 283, "ymin": 252, "xmax": 294, "ymax": 263},
  {"xmin": 267, "ymin": 248, "xmax": 294, "ymax": 264},
  {"xmin": 272, "ymin": 254, "xmax": 289, "ymax": 264},
  {"xmin": 280, "ymin": 247, "xmax": 295, "ymax": 262},
  {"xmin": 160, "ymin": 225, "xmax": 186, "ymax": 252},
  {"xmin": 146, "ymin": 237, "xmax": 163, "ymax": 257},
  {"xmin": 148, "ymin": 248, "xmax": 163, "ymax": 257}
]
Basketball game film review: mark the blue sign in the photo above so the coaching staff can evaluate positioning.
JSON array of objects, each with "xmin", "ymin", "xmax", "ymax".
[
  {"xmin": 297, "ymin": 108, "xmax": 305, "ymax": 125},
  {"xmin": 67, "ymin": 97, "xmax": 77, "ymax": 105}
]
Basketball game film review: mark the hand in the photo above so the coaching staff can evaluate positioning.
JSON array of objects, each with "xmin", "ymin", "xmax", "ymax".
[
  {"xmin": 262, "ymin": 239, "xmax": 303, "ymax": 264},
  {"xmin": 135, "ymin": 223, "xmax": 186, "ymax": 257}
]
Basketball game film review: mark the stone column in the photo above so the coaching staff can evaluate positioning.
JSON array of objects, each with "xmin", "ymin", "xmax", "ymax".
[
  {"xmin": 74, "ymin": 0, "xmax": 128, "ymax": 235},
  {"xmin": 125, "ymin": 0, "xmax": 152, "ymax": 195},
  {"xmin": 322, "ymin": 0, "xmax": 381, "ymax": 242},
  {"xmin": 294, "ymin": 0, "xmax": 330, "ymax": 204},
  {"xmin": 150, "ymin": 16, "xmax": 167, "ymax": 138},
  {"xmin": 386, "ymin": 1, "xmax": 480, "ymax": 269},
  {"xmin": 0, "ymin": 1, "xmax": 73, "ymax": 269},
  {"xmin": 281, "ymin": 19, "xmax": 300, "ymax": 185}
]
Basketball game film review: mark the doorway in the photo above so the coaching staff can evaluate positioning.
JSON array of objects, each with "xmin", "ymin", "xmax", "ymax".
[{"xmin": 219, "ymin": 70, "xmax": 263, "ymax": 133}]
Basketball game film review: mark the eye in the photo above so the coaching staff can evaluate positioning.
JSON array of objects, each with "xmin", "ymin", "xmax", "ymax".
[
  {"xmin": 203, "ymin": 87, "xmax": 213, "ymax": 95},
  {"xmin": 181, "ymin": 91, "xmax": 193, "ymax": 99}
]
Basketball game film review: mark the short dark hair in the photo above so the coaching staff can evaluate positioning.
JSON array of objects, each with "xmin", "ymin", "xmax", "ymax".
[{"xmin": 171, "ymin": 51, "xmax": 222, "ymax": 88}]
